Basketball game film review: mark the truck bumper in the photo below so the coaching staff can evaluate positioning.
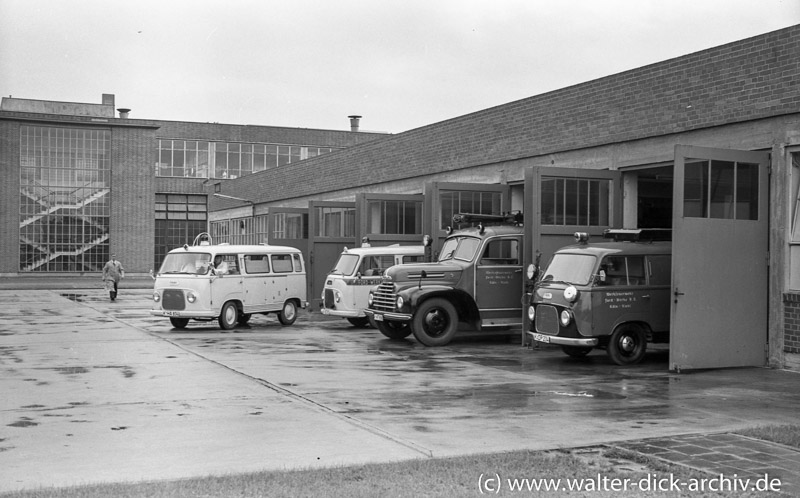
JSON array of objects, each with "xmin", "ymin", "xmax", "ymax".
[{"xmin": 526, "ymin": 331, "xmax": 599, "ymax": 347}]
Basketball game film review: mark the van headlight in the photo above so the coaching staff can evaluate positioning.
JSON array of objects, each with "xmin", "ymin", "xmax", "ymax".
[
  {"xmin": 526, "ymin": 263, "xmax": 536, "ymax": 280},
  {"xmin": 396, "ymin": 296, "xmax": 404, "ymax": 309},
  {"xmin": 560, "ymin": 309, "xmax": 572, "ymax": 326},
  {"xmin": 153, "ymin": 291, "xmax": 161, "ymax": 303},
  {"xmin": 563, "ymin": 286, "xmax": 578, "ymax": 302},
  {"xmin": 527, "ymin": 305, "xmax": 536, "ymax": 321},
  {"xmin": 187, "ymin": 291, "xmax": 197, "ymax": 303}
]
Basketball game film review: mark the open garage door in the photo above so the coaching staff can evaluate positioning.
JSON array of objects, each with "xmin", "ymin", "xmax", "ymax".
[
  {"xmin": 524, "ymin": 167, "xmax": 623, "ymax": 267},
  {"xmin": 308, "ymin": 201, "xmax": 356, "ymax": 310},
  {"xmin": 670, "ymin": 145, "xmax": 769, "ymax": 371}
]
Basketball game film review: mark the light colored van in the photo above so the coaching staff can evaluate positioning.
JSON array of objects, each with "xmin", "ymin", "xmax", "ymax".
[
  {"xmin": 150, "ymin": 240, "xmax": 307, "ymax": 330},
  {"xmin": 527, "ymin": 229, "xmax": 671, "ymax": 365},
  {"xmin": 321, "ymin": 245, "xmax": 425, "ymax": 327}
]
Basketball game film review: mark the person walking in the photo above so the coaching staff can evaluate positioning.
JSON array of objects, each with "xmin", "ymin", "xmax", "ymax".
[{"xmin": 102, "ymin": 254, "xmax": 125, "ymax": 301}]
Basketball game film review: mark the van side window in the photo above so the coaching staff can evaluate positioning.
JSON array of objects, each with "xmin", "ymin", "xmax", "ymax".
[
  {"xmin": 601, "ymin": 256, "xmax": 645, "ymax": 285},
  {"xmin": 214, "ymin": 254, "xmax": 239, "ymax": 275},
  {"xmin": 244, "ymin": 254, "xmax": 270, "ymax": 274},
  {"xmin": 479, "ymin": 239, "xmax": 520, "ymax": 265},
  {"xmin": 292, "ymin": 253, "xmax": 303, "ymax": 272},
  {"xmin": 647, "ymin": 255, "xmax": 671, "ymax": 285},
  {"xmin": 402, "ymin": 255, "xmax": 425, "ymax": 263},
  {"xmin": 272, "ymin": 254, "xmax": 293, "ymax": 273}
]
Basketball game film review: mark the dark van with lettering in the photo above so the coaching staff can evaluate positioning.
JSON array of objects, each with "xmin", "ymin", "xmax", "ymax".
[{"xmin": 527, "ymin": 229, "xmax": 671, "ymax": 365}]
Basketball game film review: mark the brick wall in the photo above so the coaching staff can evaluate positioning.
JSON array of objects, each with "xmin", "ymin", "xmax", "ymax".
[
  {"xmin": 784, "ymin": 294, "xmax": 800, "ymax": 354},
  {"xmin": 111, "ymin": 126, "xmax": 158, "ymax": 273},
  {"xmin": 221, "ymin": 25, "xmax": 800, "ymax": 205},
  {"xmin": 0, "ymin": 121, "xmax": 20, "ymax": 273}
]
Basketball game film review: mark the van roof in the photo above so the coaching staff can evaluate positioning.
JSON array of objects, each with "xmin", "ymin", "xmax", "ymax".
[
  {"xmin": 556, "ymin": 240, "xmax": 671, "ymax": 257},
  {"xmin": 342, "ymin": 245, "xmax": 425, "ymax": 256},
  {"xmin": 168, "ymin": 244, "xmax": 302, "ymax": 254}
]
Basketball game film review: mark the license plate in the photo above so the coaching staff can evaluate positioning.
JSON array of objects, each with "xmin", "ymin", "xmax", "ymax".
[
  {"xmin": 532, "ymin": 332, "xmax": 550, "ymax": 344},
  {"xmin": 164, "ymin": 311, "xmax": 181, "ymax": 316},
  {"xmin": 373, "ymin": 313, "xmax": 384, "ymax": 322}
]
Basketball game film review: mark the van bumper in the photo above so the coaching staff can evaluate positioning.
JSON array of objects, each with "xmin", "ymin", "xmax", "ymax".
[
  {"xmin": 526, "ymin": 331, "xmax": 599, "ymax": 347},
  {"xmin": 150, "ymin": 309, "xmax": 216, "ymax": 319}
]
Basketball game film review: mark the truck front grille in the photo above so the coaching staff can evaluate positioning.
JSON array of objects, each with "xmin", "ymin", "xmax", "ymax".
[
  {"xmin": 371, "ymin": 283, "xmax": 396, "ymax": 312},
  {"xmin": 535, "ymin": 305, "xmax": 559, "ymax": 335},
  {"xmin": 162, "ymin": 289, "xmax": 186, "ymax": 311}
]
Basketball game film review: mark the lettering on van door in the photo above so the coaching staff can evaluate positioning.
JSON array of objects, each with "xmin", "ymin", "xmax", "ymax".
[{"xmin": 604, "ymin": 291, "xmax": 637, "ymax": 310}]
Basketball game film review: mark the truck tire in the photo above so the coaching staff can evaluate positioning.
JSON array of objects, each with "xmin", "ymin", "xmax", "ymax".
[
  {"xmin": 412, "ymin": 298, "xmax": 458, "ymax": 346},
  {"xmin": 607, "ymin": 324, "xmax": 646, "ymax": 365},
  {"xmin": 376, "ymin": 320, "xmax": 412, "ymax": 339}
]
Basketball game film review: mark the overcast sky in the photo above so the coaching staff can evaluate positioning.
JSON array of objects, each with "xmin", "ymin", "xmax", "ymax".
[{"xmin": 1, "ymin": 0, "xmax": 799, "ymax": 134}]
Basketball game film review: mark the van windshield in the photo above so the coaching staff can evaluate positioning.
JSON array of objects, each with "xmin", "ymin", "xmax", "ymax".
[
  {"xmin": 159, "ymin": 253, "xmax": 212, "ymax": 275},
  {"xmin": 541, "ymin": 253, "xmax": 597, "ymax": 286},
  {"xmin": 439, "ymin": 236, "xmax": 481, "ymax": 262},
  {"xmin": 331, "ymin": 254, "xmax": 359, "ymax": 276}
]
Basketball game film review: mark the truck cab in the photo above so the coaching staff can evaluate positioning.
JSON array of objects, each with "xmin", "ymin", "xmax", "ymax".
[
  {"xmin": 365, "ymin": 213, "xmax": 524, "ymax": 346},
  {"xmin": 321, "ymin": 245, "xmax": 425, "ymax": 327},
  {"xmin": 527, "ymin": 229, "xmax": 671, "ymax": 365}
]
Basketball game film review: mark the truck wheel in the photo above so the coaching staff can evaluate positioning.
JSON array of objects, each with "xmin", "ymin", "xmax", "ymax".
[
  {"xmin": 376, "ymin": 320, "xmax": 412, "ymax": 339},
  {"xmin": 218, "ymin": 301, "xmax": 238, "ymax": 330},
  {"xmin": 347, "ymin": 317, "xmax": 371, "ymax": 328},
  {"xmin": 561, "ymin": 345, "xmax": 592, "ymax": 358},
  {"xmin": 169, "ymin": 317, "xmax": 190, "ymax": 329},
  {"xmin": 607, "ymin": 324, "xmax": 646, "ymax": 365},
  {"xmin": 412, "ymin": 298, "xmax": 458, "ymax": 346},
  {"xmin": 278, "ymin": 300, "xmax": 298, "ymax": 326}
]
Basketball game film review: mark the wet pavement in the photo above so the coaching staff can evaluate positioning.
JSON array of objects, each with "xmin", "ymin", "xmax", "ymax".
[{"xmin": 0, "ymin": 283, "xmax": 799, "ymax": 494}]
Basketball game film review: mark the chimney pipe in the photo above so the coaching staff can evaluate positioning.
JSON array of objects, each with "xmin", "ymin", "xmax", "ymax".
[
  {"xmin": 117, "ymin": 108, "xmax": 131, "ymax": 119},
  {"xmin": 348, "ymin": 115, "xmax": 361, "ymax": 132}
]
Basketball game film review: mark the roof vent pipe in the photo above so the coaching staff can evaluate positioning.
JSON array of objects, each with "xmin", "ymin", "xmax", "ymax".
[
  {"xmin": 348, "ymin": 115, "xmax": 361, "ymax": 132},
  {"xmin": 117, "ymin": 108, "xmax": 131, "ymax": 118}
]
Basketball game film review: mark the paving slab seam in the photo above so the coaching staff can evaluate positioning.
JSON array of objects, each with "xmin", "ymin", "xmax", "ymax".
[{"xmin": 67, "ymin": 296, "xmax": 437, "ymax": 460}]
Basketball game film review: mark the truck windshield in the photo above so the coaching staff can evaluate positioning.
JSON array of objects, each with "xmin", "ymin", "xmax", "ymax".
[
  {"xmin": 438, "ymin": 236, "xmax": 481, "ymax": 262},
  {"xmin": 159, "ymin": 253, "xmax": 212, "ymax": 275},
  {"xmin": 331, "ymin": 254, "xmax": 359, "ymax": 276},
  {"xmin": 541, "ymin": 253, "xmax": 597, "ymax": 286}
]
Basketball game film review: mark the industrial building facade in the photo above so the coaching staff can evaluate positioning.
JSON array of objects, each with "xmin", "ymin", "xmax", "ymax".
[{"xmin": 1, "ymin": 25, "xmax": 800, "ymax": 371}]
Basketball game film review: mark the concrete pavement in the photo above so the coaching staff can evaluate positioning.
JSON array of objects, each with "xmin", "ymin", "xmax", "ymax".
[{"xmin": 0, "ymin": 284, "xmax": 799, "ymax": 494}]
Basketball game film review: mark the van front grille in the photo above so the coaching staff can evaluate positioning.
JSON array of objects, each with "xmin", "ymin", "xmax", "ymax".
[
  {"xmin": 535, "ymin": 305, "xmax": 559, "ymax": 335},
  {"xmin": 323, "ymin": 289, "xmax": 335, "ymax": 309},
  {"xmin": 162, "ymin": 289, "xmax": 186, "ymax": 310}
]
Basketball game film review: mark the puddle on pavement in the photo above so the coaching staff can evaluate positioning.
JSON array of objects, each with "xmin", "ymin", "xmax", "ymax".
[
  {"xmin": 61, "ymin": 293, "xmax": 86, "ymax": 302},
  {"xmin": 7, "ymin": 417, "xmax": 38, "ymax": 428}
]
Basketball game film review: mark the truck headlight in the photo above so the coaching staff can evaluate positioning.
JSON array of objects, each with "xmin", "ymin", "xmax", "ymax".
[
  {"xmin": 560, "ymin": 309, "xmax": 572, "ymax": 326},
  {"xmin": 396, "ymin": 296, "xmax": 404, "ymax": 309},
  {"xmin": 153, "ymin": 291, "xmax": 161, "ymax": 303},
  {"xmin": 527, "ymin": 305, "xmax": 536, "ymax": 321},
  {"xmin": 526, "ymin": 263, "xmax": 536, "ymax": 280},
  {"xmin": 368, "ymin": 292, "xmax": 374, "ymax": 306},
  {"xmin": 187, "ymin": 291, "xmax": 197, "ymax": 303}
]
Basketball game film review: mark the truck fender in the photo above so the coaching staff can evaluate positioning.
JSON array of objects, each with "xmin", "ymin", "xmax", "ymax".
[{"xmin": 401, "ymin": 286, "xmax": 480, "ymax": 324}]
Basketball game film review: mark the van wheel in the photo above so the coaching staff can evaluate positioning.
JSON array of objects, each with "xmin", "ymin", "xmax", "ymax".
[
  {"xmin": 607, "ymin": 324, "xmax": 646, "ymax": 365},
  {"xmin": 238, "ymin": 313, "xmax": 252, "ymax": 325},
  {"xmin": 278, "ymin": 300, "xmax": 298, "ymax": 326},
  {"xmin": 376, "ymin": 321, "xmax": 412, "ymax": 339},
  {"xmin": 169, "ymin": 317, "xmax": 190, "ymax": 329},
  {"xmin": 562, "ymin": 345, "xmax": 592, "ymax": 358},
  {"xmin": 347, "ymin": 317, "xmax": 371, "ymax": 328},
  {"xmin": 218, "ymin": 301, "xmax": 238, "ymax": 330},
  {"xmin": 412, "ymin": 298, "xmax": 458, "ymax": 347}
]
